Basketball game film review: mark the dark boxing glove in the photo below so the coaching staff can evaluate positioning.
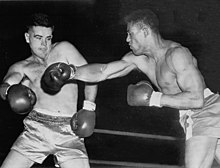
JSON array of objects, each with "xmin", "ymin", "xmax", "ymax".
[
  {"xmin": 127, "ymin": 81, "xmax": 162, "ymax": 107},
  {"xmin": 41, "ymin": 62, "xmax": 77, "ymax": 94},
  {"xmin": 6, "ymin": 84, "xmax": 37, "ymax": 115},
  {"xmin": 70, "ymin": 100, "xmax": 96, "ymax": 138}
]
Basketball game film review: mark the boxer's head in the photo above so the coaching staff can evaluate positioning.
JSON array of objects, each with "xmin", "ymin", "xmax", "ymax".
[
  {"xmin": 24, "ymin": 13, "xmax": 54, "ymax": 58},
  {"xmin": 25, "ymin": 13, "xmax": 54, "ymax": 32},
  {"xmin": 124, "ymin": 9, "xmax": 160, "ymax": 55},
  {"xmin": 124, "ymin": 9, "xmax": 159, "ymax": 34}
]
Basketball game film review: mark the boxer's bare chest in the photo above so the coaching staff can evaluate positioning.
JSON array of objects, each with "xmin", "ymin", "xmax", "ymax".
[
  {"xmin": 155, "ymin": 56, "xmax": 181, "ymax": 93},
  {"xmin": 22, "ymin": 62, "xmax": 46, "ymax": 87},
  {"xmin": 25, "ymin": 48, "xmax": 66, "ymax": 82},
  {"xmin": 133, "ymin": 51, "xmax": 181, "ymax": 94},
  {"xmin": 137, "ymin": 54, "xmax": 180, "ymax": 93}
]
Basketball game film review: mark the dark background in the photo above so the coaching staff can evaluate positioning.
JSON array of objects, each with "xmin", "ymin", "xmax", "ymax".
[{"xmin": 0, "ymin": 0, "xmax": 220, "ymax": 167}]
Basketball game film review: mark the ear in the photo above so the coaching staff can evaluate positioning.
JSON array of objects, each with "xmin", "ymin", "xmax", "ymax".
[
  {"xmin": 24, "ymin": 33, "xmax": 30, "ymax": 43},
  {"xmin": 142, "ymin": 26, "xmax": 149, "ymax": 37}
]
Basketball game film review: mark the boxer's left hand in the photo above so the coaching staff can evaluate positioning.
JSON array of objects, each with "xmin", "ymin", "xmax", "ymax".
[{"xmin": 127, "ymin": 81, "xmax": 162, "ymax": 107}]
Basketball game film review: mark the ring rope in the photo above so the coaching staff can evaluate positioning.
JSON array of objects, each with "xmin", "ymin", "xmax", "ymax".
[
  {"xmin": 90, "ymin": 159, "xmax": 183, "ymax": 168},
  {"xmin": 94, "ymin": 129, "xmax": 177, "ymax": 141}
]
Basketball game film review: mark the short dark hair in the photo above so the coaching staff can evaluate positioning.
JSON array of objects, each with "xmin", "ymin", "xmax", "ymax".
[
  {"xmin": 26, "ymin": 13, "xmax": 54, "ymax": 31},
  {"xmin": 124, "ymin": 9, "xmax": 159, "ymax": 33}
]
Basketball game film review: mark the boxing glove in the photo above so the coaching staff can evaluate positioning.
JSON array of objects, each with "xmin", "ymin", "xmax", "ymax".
[
  {"xmin": 127, "ymin": 81, "xmax": 162, "ymax": 107},
  {"xmin": 6, "ymin": 84, "xmax": 37, "ymax": 115},
  {"xmin": 70, "ymin": 100, "xmax": 96, "ymax": 138},
  {"xmin": 41, "ymin": 62, "xmax": 77, "ymax": 94}
]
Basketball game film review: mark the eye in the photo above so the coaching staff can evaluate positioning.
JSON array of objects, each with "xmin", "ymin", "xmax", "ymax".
[
  {"xmin": 47, "ymin": 37, "xmax": 52, "ymax": 41},
  {"xmin": 34, "ymin": 36, "xmax": 42, "ymax": 40}
]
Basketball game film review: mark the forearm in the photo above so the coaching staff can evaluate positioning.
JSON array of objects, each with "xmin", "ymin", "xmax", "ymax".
[
  {"xmin": 84, "ymin": 84, "xmax": 98, "ymax": 103},
  {"xmin": 107, "ymin": 63, "xmax": 136, "ymax": 79},
  {"xmin": 74, "ymin": 60, "xmax": 135, "ymax": 82},
  {"xmin": 160, "ymin": 92, "xmax": 204, "ymax": 110}
]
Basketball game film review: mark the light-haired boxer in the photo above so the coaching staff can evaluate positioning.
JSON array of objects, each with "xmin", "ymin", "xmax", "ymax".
[{"xmin": 0, "ymin": 13, "xmax": 97, "ymax": 168}]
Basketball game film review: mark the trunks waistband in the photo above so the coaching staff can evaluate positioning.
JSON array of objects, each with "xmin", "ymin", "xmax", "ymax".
[
  {"xmin": 33, "ymin": 108, "xmax": 73, "ymax": 117},
  {"xmin": 28, "ymin": 110, "xmax": 72, "ymax": 123},
  {"xmin": 179, "ymin": 88, "xmax": 214, "ymax": 118}
]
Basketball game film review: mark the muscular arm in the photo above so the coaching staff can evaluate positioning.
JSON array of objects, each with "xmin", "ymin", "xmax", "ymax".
[
  {"xmin": 58, "ymin": 42, "xmax": 99, "ymax": 103},
  {"xmin": 3, "ymin": 64, "xmax": 24, "ymax": 84},
  {"xmin": 60, "ymin": 44, "xmax": 137, "ymax": 85},
  {"xmin": 160, "ymin": 48, "xmax": 205, "ymax": 109},
  {"xmin": 74, "ymin": 60, "xmax": 137, "ymax": 82}
]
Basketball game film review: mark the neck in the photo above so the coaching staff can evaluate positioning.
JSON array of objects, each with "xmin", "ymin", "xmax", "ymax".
[
  {"xmin": 145, "ymin": 34, "xmax": 168, "ymax": 62},
  {"xmin": 31, "ymin": 54, "xmax": 48, "ymax": 66}
]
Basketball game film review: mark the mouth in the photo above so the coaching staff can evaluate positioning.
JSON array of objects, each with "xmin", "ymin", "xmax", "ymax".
[
  {"xmin": 40, "ymin": 48, "xmax": 47, "ymax": 52},
  {"xmin": 129, "ymin": 45, "xmax": 134, "ymax": 51}
]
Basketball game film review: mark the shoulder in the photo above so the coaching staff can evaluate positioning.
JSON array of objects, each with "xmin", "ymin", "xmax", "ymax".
[
  {"xmin": 52, "ymin": 41, "xmax": 86, "ymax": 66},
  {"xmin": 121, "ymin": 51, "xmax": 133, "ymax": 62},
  {"xmin": 122, "ymin": 51, "xmax": 147, "ymax": 63},
  {"xmin": 3, "ymin": 59, "xmax": 29, "ymax": 82},
  {"xmin": 8, "ymin": 60, "xmax": 28, "ymax": 72},
  {"xmin": 168, "ymin": 45, "xmax": 192, "ymax": 58},
  {"xmin": 53, "ymin": 41, "xmax": 77, "ymax": 51},
  {"xmin": 166, "ymin": 45, "xmax": 195, "ymax": 71}
]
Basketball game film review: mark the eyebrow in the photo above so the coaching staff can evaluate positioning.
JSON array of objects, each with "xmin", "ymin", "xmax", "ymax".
[
  {"xmin": 33, "ymin": 34, "xmax": 52, "ymax": 38},
  {"xmin": 33, "ymin": 34, "xmax": 42, "ymax": 37}
]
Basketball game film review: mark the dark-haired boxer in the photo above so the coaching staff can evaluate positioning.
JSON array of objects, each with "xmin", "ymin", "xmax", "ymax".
[{"xmin": 41, "ymin": 9, "xmax": 220, "ymax": 168}]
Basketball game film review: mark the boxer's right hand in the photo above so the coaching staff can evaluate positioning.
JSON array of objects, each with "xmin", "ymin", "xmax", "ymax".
[
  {"xmin": 41, "ymin": 62, "xmax": 77, "ymax": 94},
  {"xmin": 6, "ymin": 84, "xmax": 37, "ymax": 115},
  {"xmin": 70, "ymin": 100, "xmax": 96, "ymax": 138}
]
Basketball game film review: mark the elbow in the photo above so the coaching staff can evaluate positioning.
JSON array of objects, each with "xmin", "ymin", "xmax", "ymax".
[
  {"xmin": 96, "ymin": 74, "xmax": 108, "ymax": 82},
  {"xmin": 193, "ymin": 97, "xmax": 204, "ymax": 109}
]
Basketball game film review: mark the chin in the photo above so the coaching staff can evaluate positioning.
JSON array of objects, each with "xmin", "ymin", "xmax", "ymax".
[{"xmin": 132, "ymin": 50, "xmax": 142, "ymax": 56}]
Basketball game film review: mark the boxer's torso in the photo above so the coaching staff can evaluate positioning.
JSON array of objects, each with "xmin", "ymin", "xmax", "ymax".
[
  {"xmin": 133, "ymin": 42, "xmax": 206, "ymax": 95},
  {"xmin": 20, "ymin": 43, "xmax": 78, "ymax": 116}
]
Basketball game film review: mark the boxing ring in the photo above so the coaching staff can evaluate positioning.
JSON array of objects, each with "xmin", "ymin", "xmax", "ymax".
[
  {"xmin": 30, "ymin": 128, "xmax": 220, "ymax": 168},
  {"xmin": 90, "ymin": 128, "xmax": 183, "ymax": 168}
]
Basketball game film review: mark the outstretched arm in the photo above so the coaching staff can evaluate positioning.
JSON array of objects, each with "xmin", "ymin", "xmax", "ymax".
[
  {"xmin": 41, "ymin": 59, "xmax": 137, "ymax": 94},
  {"xmin": 74, "ymin": 60, "xmax": 137, "ymax": 82}
]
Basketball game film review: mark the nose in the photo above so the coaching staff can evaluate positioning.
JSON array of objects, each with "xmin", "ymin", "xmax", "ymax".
[
  {"xmin": 41, "ymin": 39, "xmax": 47, "ymax": 46},
  {"xmin": 126, "ymin": 34, "xmax": 130, "ymax": 43}
]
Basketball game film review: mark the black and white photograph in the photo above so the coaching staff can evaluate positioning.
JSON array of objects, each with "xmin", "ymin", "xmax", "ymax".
[{"xmin": 0, "ymin": 0, "xmax": 220, "ymax": 167}]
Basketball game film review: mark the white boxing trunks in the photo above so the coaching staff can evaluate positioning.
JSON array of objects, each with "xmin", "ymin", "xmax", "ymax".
[{"xmin": 11, "ymin": 110, "xmax": 88, "ymax": 164}]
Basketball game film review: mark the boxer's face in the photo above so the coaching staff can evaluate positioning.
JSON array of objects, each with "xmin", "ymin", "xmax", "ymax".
[
  {"xmin": 25, "ymin": 26, "xmax": 53, "ymax": 59},
  {"xmin": 126, "ymin": 23, "xmax": 146, "ymax": 55}
]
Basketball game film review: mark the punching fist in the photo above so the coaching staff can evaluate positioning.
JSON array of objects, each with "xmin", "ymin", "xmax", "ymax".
[
  {"xmin": 6, "ymin": 84, "xmax": 37, "ymax": 115},
  {"xmin": 127, "ymin": 81, "xmax": 162, "ymax": 107},
  {"xmin": 70, "ymin": 100, "xmax": 96, "ymax": 138},
  {"xmin": 41, "ymin": 62, "xmax": 77, "ymax": 94}
]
